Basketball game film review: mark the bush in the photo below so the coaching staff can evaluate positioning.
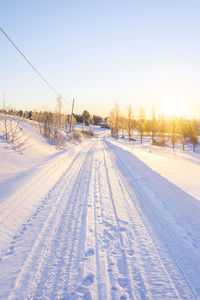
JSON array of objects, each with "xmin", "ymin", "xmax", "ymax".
[
  {"xmin": 152, "ymin": 139, "xmax": 166, "ymax": 146},
  {"xmin": 72, "ymin": 130, "xmax": 83, "ymax": 140},
  {"xmin": 85, "ymin": 130, "xmax": 96, "ymax": 136}
]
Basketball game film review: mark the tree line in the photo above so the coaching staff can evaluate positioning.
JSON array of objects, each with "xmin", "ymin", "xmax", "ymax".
[
  {"xmin": 0, "ymin": 108, "xmax": 104, "ymax": 126},
  {"xmin": 0, "ymin": 106, "xmax": 105, "ymax": 148},
  {"xmin": 108, "ymin": 103, "xmax": 200, "ymax": 152}
]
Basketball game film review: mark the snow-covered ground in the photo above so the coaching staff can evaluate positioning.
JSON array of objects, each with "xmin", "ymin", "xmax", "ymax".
[
  {"xmin": 0, "ymin": 117, "xmax": 58, "ymax": 201},
  {"xmin": 0, "ymin": 122, "xmax": 200, "ymax": 299},
  {"xmin": 107, "ymin": 135, "xmax": 200, "ymax": 201}
]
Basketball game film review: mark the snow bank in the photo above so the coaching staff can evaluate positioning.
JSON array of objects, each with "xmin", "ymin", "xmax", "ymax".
[{"xmin": 106, "ymin": 136, "xmax": 200, "ymax": 201}]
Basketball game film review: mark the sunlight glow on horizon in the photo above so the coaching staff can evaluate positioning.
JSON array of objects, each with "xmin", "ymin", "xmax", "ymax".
[{"xmin": 161, "ymin": 99, "xmax": 184, "ymax": 118}]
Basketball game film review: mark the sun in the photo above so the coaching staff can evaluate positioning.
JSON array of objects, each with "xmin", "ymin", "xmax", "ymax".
[{"xmin": 163, "ymin": 101, "xmax": 183, "ymax": 117}]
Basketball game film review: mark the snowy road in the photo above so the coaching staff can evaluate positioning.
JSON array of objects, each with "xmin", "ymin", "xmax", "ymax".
[{"xmin": 0, "ymin": 137, "xmax": 200, "ymax": 299}]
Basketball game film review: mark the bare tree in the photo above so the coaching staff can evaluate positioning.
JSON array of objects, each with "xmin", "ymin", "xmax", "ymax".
[
  {"xmin": 178, "ymin": 117, "xmax": 187, "ymax": 150},
  {"xmin": 151, "ymin": 107, "xmax": 157, "ymax": 144},
  {"xmin": 114, "ymin": 103, "xmax": 120, "ymax": 139},
  {"xmin": 38, "ymin": 111, "xmax": 66, "ymax": 149},
  {"xmin": 119, "ymin": 114, "xmax": 126, "ymax": 138},
  {"xmin": 158, "ymin": 114, "xmax": 167, "ymax": 141},
  {"xmin": 127, "ymin": 104, "xmax": 134, "ymax": 141},
  {"xmin": 188, "ymin": 119, "xmax": 198, "ymax": 152},
  {"xmin": 1, "ymin": 114, "xmax": 30, "ymax": 152},
  {"xmin": 108, "ymin": 103, "xmax": 121, "ymax": 139},
  {"xmin": 168, "ymin": 116, "xmax": 177, "ymax": 150},
  {"xmin": 137, "ymin": 107, "xmax": 146, "ymax": 144}
]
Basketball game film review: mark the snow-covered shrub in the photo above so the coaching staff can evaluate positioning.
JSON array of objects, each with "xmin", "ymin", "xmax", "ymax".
[
  {"xmin": 38, "ymin": 111, "xmax": 67, "ymax": 149},
  {"xmin": 0, "ymin": 114, "xmax": 30, "ymax": 153},
  {"xmin": 85, "ymin": 130, "xmax": 96, "ymax": 136},
  {"xmin": 72, "ymin": 130, "xmax": 83, "ymax": 141}
]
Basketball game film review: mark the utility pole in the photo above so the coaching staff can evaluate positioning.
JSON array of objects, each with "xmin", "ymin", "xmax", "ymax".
[{"xmin": 70, "ymin": 98, "xmax": 75, "ymax": 133}]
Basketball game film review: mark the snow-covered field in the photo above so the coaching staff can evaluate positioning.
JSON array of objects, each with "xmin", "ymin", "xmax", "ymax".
[
  {"xmin": 107, "ymin": 135, "xmax": 200, "ymax": 201},
  {"xmin": 0, "ymin": 120, "xmax": 200, "ymax": 299}
]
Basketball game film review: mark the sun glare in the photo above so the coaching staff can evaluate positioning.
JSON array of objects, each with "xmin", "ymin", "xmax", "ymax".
[{"xmin": 163, "ymin": 101, "xmax": 183, "ymax": 117}]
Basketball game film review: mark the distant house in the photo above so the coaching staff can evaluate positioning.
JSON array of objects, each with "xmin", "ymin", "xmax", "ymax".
[
  {"xmin": 152, "ymin": 138, "xmax": 167, "ymax": 146},
  {"xmin": 99, "ymin": 121, "xmax": 109, "ymax": 129}
]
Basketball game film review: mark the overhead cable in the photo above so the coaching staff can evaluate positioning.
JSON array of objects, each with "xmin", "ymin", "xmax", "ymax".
[{"xmin": 0, "ymin": 26, "xmax": 73, "ymax": 107}]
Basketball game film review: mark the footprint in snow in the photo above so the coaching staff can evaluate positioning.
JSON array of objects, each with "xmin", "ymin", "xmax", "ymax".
[
  {"xmin": 82, "ymin": 274, "xmax": 95, "ymax": 286},
  {"xmin": 68, "ymin": 292, "xmax": 79, "ymax": 300},
  {"xmin": 85, "ymin": 248, "xmax": 95, "ymax": 257},
  {"xmin": 103, "ymin": 229, "xmax": 114, "ymax": 240},
  {"xmin": 118, "ymin": 278, "xmax": 128, "ymax": 288},
  {"xmin": 82, "ymin": 291, "xmax": 92, "ymax": 300},
  {"xmin": 127, "ymin": 249, "xmax": 134, "ymax": 256},
  {"xmin": 120, "ymin": 295, "xmax": 127, "ymax": 300},
  {"xmin": 104, "ymin": 221, "xmax": 117, "ymax": 232},
  {"xmin": 117, "ymin": 259, "xmax": 126, "ymax": 275},
  {"xmin": 119, "ymin": 219, "xmax": 129, "ymax": 225},
  {"xmin": 76, "ymin": 285, "xmax": 89, "ymax": 294},
  {"xmin": 4, "ymin": 250, "xmax": 14, "ymax": 256}
]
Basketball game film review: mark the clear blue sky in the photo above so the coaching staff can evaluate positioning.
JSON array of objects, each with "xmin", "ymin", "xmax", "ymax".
[{"xmin": 1, "ymin": 0, "xmax": 200, "ymax": 117}]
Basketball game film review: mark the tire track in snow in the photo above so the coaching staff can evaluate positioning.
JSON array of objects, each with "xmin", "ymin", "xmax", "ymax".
[
  {"xmin": 120, "ymin": 162, "xmax": 199, "ymax": 298},
  {"xmin": 0, "ymin": 146, "xmax": 75, "ymax": 224},
  {"xmin": 2, "ymin": 137, "xmax": 199, "ymax": 299},
  {"xmin": 93, "ymin": 157, "xmax": 106, "ymax": 299},
  {"xmin": 76, "ymin": 139, "xmax": 136, "ymax": 299},
  {"xmin": 92, "ymin": 147, "xmax": 111, "ymax": 299},
  {"xmin": 103, "ymin": 141, "xmax": 181, "ymax": 299},
  {"xmin": 101, "ymin": 144, "xmax": 137, "ymax": 300},
  {"xmin": 0, "ymin": 142, "xmax": 92, "ymax": 254},
  {"xmin": 5, "ymin": 141, "xmax": 95, "ymax": 300},
  {"xmin": 79, "ymin": 138, "xmax": 180, "ymax": 299},
  {"xmin": 70, "ymin": 142, "xmax": 109, "ymax": 300},
  {"xmin": 48, "ymin": 142, "xmax": 95, "ymax": 299},
  {"xmin": 99, "ymin": 139, "xmax": 182, "ymax": 299},
  {"xmin": 1, "ymin": 149, "xmax": 87, "ymax": 299},
  {"xmin": 104, "ymin": 138, "xmax": 199, "ymax": 299}
]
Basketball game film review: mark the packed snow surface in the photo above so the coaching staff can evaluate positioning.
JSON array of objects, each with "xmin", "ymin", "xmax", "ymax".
[{"xmin": 0, "ymin": 124, "xmax": 200, "ymax": 299}]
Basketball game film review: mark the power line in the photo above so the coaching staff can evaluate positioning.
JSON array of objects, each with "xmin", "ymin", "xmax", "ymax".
[
  {"xmin": 0, "ymin": 27, "xmax": 82, "ymax": 114},
  {"xmin": 1, "ymin": 27, "xmax": 77, "ymax": 108},
  {"xmin": 0, "ymin": 27, "xmax": 63, "ymax": 98},
  {"xmin": 61, "ymin": 96, "xmax": 74, "ymax": 106}
]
